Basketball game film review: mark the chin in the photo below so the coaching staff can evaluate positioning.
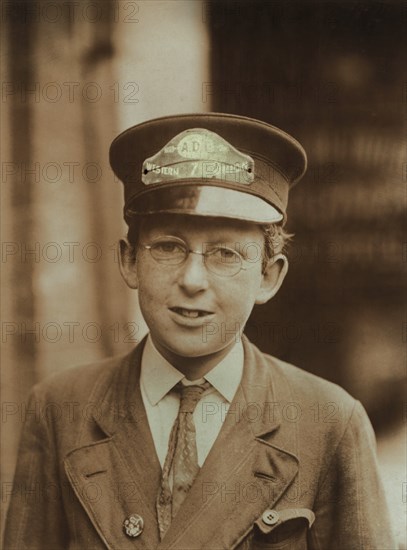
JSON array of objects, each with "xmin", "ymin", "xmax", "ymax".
[
  {"xmin": 167, "ymin": 341, "xmax": 216, "ymax": 359},
  {"xmin": 166, "ymin": 333, "xmax": 234, "ymax": 360}
]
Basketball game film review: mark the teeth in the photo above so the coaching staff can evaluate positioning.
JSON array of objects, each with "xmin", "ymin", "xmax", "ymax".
[
  {"xmin": 180, "ymin": 309, "xmax": 199, "ymax": 318},
  {"xmin": 171, "ymin": 307, "xmax": 213, "ymax": 318}
]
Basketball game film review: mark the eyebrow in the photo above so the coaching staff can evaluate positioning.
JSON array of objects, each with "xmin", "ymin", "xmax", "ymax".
[{"xmin": 144, "ymin": 224, "xmax": 260, "ymax": 247}]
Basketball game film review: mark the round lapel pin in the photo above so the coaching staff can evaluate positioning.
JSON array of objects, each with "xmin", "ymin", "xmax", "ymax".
[{"xmin": 123, "ymin": 514, "xmax": 144, "ymax": 538}]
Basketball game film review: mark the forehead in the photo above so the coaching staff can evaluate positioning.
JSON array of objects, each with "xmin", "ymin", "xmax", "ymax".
[{"xmin": 138, "ymin": 214, "xmax": 264, "ymax": 242}]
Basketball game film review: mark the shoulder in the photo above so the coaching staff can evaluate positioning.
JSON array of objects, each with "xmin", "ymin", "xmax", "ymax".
[
  {"xmin": 271, "ymin": 354, "xmax": 354, "ymax": 405},
  {"xmin": 246, "ymin": 337, "xmax": 353, "ymax": 399},
  {"xmin": 28, "ymin": 345, "xmax": 140, "ymax": 405},
  {"xmin": 243, "ymin": 337, "xmax": 360, "ymax": 425}
]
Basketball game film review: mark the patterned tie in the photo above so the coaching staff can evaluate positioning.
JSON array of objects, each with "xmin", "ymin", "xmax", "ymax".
[{"xmin": 156, "ymin": 381, "xmax": 210, "ymax": 538}]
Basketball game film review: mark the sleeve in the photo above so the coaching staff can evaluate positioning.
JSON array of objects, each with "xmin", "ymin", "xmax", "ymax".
[
  {"xmin": 3, "ymin": 386, "xmax": 70, "ymax": 550},
  {"xmin": 308, "ymin": 400, "xmax": 397, "ymax": 550}
]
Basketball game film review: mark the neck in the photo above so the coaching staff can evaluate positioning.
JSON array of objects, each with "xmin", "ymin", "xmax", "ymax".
[{"xmin": 151, "ymin": 338, "xmax": 237, "ymax": 380}]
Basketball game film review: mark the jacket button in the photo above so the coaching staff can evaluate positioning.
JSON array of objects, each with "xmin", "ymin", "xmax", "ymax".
[
  {"xmin": 261, "ymin": 509, "xmax": 279, "ymax": 526},
  {"xmin": 123, "ymin": 514, "xmax": 144, "ymax": 537}
]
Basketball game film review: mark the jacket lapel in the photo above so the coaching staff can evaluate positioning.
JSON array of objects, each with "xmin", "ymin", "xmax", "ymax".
[
  {"xmin": 64, "ymin": 340, "xmax": 162, "ymax": 549},
  {"xmin": 158, "ymin": 337, "xmax": 299, "ymax": 550}
]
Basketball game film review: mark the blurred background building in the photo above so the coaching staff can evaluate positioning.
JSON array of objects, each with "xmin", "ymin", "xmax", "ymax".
[{"xmin": 1, "ymin": 0, "xmax": 405, "ymax": 545}]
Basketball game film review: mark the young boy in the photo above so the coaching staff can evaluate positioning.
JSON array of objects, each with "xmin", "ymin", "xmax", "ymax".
[{"xmin": 4, "ymin": 113, "xmax": 395, "ymax": 549}]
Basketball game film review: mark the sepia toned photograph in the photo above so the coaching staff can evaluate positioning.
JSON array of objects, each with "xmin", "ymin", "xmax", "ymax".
[{"xmin": 1, "ymin": 1, "xmax": 406, "ymax": 548}]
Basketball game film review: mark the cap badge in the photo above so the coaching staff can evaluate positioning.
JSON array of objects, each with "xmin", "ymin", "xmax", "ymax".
[{"xmin": 142, "ymin": 128, "xmax": 254, "ymax": 186}]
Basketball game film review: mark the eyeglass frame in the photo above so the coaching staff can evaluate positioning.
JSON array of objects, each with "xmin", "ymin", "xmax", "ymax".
[{"xmin": 138, "ymin": 235, "xmax": 261, "ymax": 278}]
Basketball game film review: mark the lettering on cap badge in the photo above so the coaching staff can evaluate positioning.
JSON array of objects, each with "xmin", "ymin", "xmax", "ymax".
[{"xmin": 176, "ymin": 133, "xmax": 228, "ymax": 159}]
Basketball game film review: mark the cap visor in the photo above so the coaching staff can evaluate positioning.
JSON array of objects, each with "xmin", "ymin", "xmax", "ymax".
[{"xmin": 126, "ymin": 185, "xmax": 283, "ymax": 224}]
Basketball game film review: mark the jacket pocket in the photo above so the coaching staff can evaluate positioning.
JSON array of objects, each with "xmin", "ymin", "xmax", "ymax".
[{"xmin": 247, "ymin": 508, "xmax": 315, "ymax": 550}]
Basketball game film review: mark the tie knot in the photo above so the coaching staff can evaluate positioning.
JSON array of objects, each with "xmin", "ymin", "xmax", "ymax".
[{"xmin": 177, "ymin": 381, "xmax": 211, "ymax": 414}]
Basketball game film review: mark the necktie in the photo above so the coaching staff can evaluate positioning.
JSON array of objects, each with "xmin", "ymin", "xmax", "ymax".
[{"xmin": 156, "ymin": 381, "xmax": 210, "ymax": 538}]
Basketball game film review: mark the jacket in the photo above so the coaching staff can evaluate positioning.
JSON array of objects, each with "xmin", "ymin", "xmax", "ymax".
[{"xmin": 3, "ymin": 336, "xmax": 396, "ymax": 549}]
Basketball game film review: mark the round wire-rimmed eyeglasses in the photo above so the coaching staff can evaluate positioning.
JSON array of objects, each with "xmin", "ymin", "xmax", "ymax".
[{"xmin": 139, "ymin": 235, "xmax": 257, "ymax": 278}]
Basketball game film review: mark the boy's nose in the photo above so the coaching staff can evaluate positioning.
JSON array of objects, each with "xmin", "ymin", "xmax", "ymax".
[{"xmin": 177, "ymin": 252, "xmax": 209, "ymax": 294}]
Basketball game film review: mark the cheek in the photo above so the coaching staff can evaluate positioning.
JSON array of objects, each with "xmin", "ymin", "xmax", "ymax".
[
  {"xmin": 137, "ymin": 256, "xmax": 161, "ymax": 285},
  {"xmin": 220, "ymin": 276, "xmax": 261, "ymax": 317},
  {"xmin": 136, "ymin": 263, "xmax": 163, "ymax": 307},
  {"xmin": 137, "ymin": 284, "xmax": 165, "ymax": 332},
  {"xmin": 136, "ymin": 260, "xmax": 179, "ymax": 319},
  {"xmin": 240, "ymin": 267, "xmax": 263, "ymax": 295}
]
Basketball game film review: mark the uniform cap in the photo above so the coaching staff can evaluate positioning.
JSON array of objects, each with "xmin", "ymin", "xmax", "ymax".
[{"xmin": 109, "ymin": 113, "xmax": 307, "ymax": 224}]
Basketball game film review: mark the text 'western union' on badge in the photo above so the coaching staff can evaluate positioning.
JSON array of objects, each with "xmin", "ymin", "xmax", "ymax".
[{"xmin": 142, "ymin": 129, "xmax": 255, "ymax": 186}]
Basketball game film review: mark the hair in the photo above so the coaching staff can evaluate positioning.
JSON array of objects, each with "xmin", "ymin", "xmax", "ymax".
[
  {"xmin": 126, "ymin": 216, "xmax": 293, "ymax": 272},
  {"xmin": 260, "ymin": 223, "xmax": 293, "ymax": 271}
]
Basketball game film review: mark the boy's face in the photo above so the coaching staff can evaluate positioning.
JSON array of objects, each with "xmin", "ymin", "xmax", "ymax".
[{"xmin": 120, "ymin": 214, "xmax": 287, "ymax": 364}]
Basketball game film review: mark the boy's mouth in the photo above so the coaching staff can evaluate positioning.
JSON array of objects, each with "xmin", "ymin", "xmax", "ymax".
[{"xmin": 170, "ymin": 307, "xmax": 213, "ymax": 318}]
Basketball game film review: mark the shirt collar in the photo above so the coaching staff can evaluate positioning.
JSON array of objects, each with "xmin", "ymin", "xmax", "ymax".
[{"xmin": 141, "ymin": 334, "xmax": 244, "ymax": 406}]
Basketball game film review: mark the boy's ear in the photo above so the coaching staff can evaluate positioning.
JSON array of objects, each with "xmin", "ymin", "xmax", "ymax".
[
  {"xmin": 255, "ymin": 253, "xmax": 288, "ymax": 304},
  {"xmin": 118, "ymin": 238, "xmax": 139, "ymax": 289}
]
